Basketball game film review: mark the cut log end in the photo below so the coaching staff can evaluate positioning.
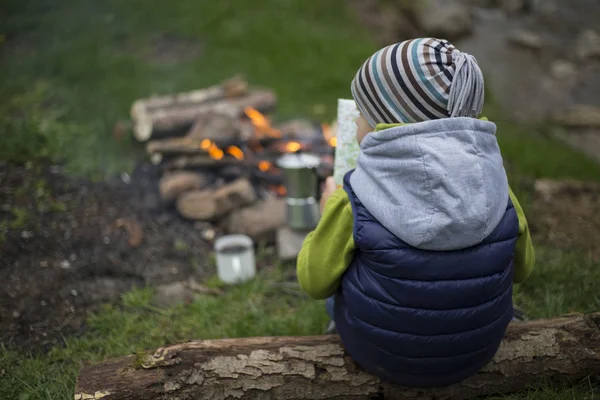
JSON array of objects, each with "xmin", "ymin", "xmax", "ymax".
[
  {"xmin": 159, "ymin": 172, "xmax": 209, "ymax": 203},
  {"xmin": 133, "ymin": 114, "xmax": 153, "ymax": 142},
  {"xmin": 222, "ymin": 75, "xmax": 249, "ymax": 97},
  {"xmin": 150, "ymin": 153, "xmax": 163, "ymax": 165},
  {"xmin": 176, "ymin": 178, "xmax": 257, "ymax": 221}
]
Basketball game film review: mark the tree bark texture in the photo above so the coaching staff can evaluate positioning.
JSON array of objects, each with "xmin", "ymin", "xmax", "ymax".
[
  {"xmin": 131, "ymin": 76, "xmax": 248, "ymax": 115},
  {"xmin": 74, "ymin": 313, "xmax": 600, "ymax": 400}
]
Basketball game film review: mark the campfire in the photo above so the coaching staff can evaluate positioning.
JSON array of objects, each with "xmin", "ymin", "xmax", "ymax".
[{"xmin": 131, "ymin": 76, "xmax": 336, "ymax": 250}]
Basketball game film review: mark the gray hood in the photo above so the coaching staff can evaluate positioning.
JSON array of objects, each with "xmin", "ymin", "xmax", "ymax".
[{"xmin": 350, "ymin": 117, "xmax": 509, "ymax": 251}]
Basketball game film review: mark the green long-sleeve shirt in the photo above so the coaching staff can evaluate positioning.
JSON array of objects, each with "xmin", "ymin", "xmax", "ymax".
[
  {"xmin": 297, "ymin": 186, "xmax": 535, "ymax": 300},
  {"xmin": 298, "ymin": 119, "xmax": 535, "ymax": 300}
]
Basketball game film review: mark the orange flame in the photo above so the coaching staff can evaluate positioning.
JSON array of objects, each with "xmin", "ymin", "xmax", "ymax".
[
  {"xmin": 208, "ymin": 145, "xmax": 224, "ymax": 160},
  {"xmin": 200, "ymin": 139, "xmax": 211, "ymax": 150},
  {"xmin": 276, "ymin": 185, "xmax": 287, "ymax": 196},
  {"xmin": 201, "ymin": 139, "xmax": 224, "ymax": 160},
  {"xmin": 258, "ymin": 160, "xmax": 272, "ymax": 172},
  {"xmin": 285, "ymin": 141, "xmax": 302, "ymax": 153},
  {"xmin": 267, "ymin": 185, "xmax": 286, "ymax": 196},
  {"xmin": 226, "ymin": 146, "xmax": 244, "ymax": 161},
  {"xmin": 244, "ymin": 107, "xmax": 281, "ymax": 138},
  {"xmin": 321, "ymin": 123, "xmax": 337, "ymax": 147}
]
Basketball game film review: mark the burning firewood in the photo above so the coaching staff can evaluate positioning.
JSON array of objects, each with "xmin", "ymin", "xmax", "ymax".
[
  {"xmin": 176, "ymin": 178, "xmax": 257, "ymax": 221},
  {"xmin": 187, "ymin": 112, "xmax": 254, "ymax": 142},
  {"xmin": 160, "ymin": 154, "xmax": 244, "ymax": 170},
  {"xmin": 146, "ymin": 137, "xmax": 210, "ymax": 156},
  {"xmin": 158, "ymin": 171, "xmax": 210, "ymax": 203},
  {"xmin": 131, "ymin": 80, "xmax": 338, "ymax": 239},
  {"xmin": 131, "ymin": 85, "xmax": 276, "ymax": 142},
  {"xmin": 223, "ymin": 197, "xmax": 286, "ymax": 241},
  {"xmin": 145, "ymin": 113, "xmax": 252, "ymax": 158},
  {"xmin": 277, "ymin": 119, "xmax": 321, "ymax": 140}
]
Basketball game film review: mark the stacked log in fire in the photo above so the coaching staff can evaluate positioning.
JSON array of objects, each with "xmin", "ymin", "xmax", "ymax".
[{"xmin": 130, "ymin": 76, "xmax": 336, "ymax": 244}]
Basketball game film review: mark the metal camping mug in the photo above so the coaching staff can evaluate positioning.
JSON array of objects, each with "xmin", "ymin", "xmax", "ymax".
[
  {"xmin": 214, "ymin": 234, "xmax": 256, "ymax": 285},
  {"xmin": 276, "ymin": 153, "xmax": 321, "ymax": 230}
]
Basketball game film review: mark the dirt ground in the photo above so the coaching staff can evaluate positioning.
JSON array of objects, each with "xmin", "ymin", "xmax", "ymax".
[
  {"xmin": 0, "ymin": 162, "xmax": 212, "ymax": 351},
  {"xmin": 531, "ymin": 179, "xmax": 600, "ymax": 261},
  {"xmin": 2, "ymin": 158, "xmax": 599, "ymax": 354}
]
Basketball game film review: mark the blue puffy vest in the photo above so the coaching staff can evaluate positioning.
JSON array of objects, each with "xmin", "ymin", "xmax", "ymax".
[{"xmin": 334, "ymin": 170, "xmax": 519, "ymax": 388}]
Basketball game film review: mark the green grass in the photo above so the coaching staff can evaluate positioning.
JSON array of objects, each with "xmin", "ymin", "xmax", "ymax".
[
  {"xmin": 492, "ymin": 381, "xmax": 599, "ymax": 400},
  {"xmin": 2, "ymin": 252, "xmax": 599, "ymax": 400},
  {"xmin": 0, "ymin": 267, "xmax": 328, "ymax": 400},
  {"xmin": 514, "ymin": 246, "xmax": 600, "ymax": 320},
  {"xmin": 496, "ymin": 119, "xmax": 600, "ymax": 184},
  {"xmin": 0, "ymin": 0, "xmax": 376, "ymax": 178},
  {"xmin": 2, "ymin": 0, "xmax": 600, "ymax": 398}
]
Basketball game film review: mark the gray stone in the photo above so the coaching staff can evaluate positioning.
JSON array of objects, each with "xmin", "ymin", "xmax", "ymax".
[
  {"xmin": 550, "ymin": 60, "xmax": 578, "ymax": 82},
  {"xmin": 551, "ymin": 127, "xmax": 600, "ymax": 163},
  {"xmin": 576, "ymin": 29, "xmax": 600, "ymax": 60},
  {"xmin": 507, "ymin": 30, "xmax": 543, "ymax": 50},
  {"xmin": 276, "ymin": 227, "xmax": 310, "ymax": 261},
  {"xmin": 224, "ymin": 197, "xmax": 285, "ymax": 241},
  {"xmin": 418, "ymin": 0, "xmax": 474, "ymax": 40},
  {"xmin": 553, "ymin": 105, "xmax": 600, "ymax": 129},
  {"xmin": 152, "ymin": 281, "xmax": 194, "ymax": 308},
  {"xmin": 152, "ymin": 279, "xmax": 223, "ymax": 308},
  {"xmin": 534, "ymin": 179, "xmax": 600, "ymax": 200},
  {"xmin": 501, "ymin": 0, "xmax": 529, "ymax": 13},
  {"xmin": 463, "ymin": 0, "xmax": 499, "ymax": 8},
  {"xmin": 120, "ymin": 172, "xmax": 131, "ymax": 184},
  {"xmin": 531, "ymin": 0, "xmax": 558, "ymax": 16}
]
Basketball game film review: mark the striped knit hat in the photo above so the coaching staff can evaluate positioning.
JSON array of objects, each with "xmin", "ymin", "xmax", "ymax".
[{"xmin": 351, "ymin": 38, "xmax": 485, "ymax": 127}]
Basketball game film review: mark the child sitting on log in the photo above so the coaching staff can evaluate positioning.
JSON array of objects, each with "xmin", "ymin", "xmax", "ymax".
[{"xmin": 297, "ymin": 38, "xmax": 536, "ymax": 388}]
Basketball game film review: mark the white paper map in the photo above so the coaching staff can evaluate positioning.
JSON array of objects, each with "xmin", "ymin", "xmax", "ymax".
[{"xmin": 333, "ymin": 99, "xmax": 361, "ymax": 185}]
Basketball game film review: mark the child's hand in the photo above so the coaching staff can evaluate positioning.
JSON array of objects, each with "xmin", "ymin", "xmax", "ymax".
[{"xmin": 320, "ymin": 177, "xmax": 337, "ymax": 213}]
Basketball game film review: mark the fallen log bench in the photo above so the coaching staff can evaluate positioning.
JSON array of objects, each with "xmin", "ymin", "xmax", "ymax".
[{"xmin": 74, "ymin": 312, "xmax": 600, "ymax": 400}]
